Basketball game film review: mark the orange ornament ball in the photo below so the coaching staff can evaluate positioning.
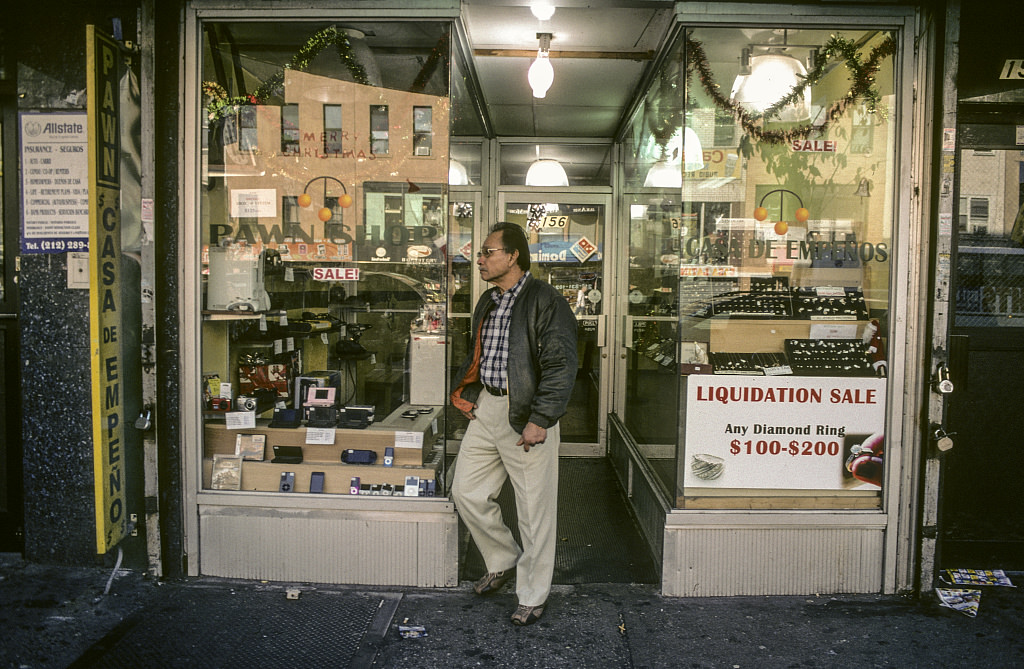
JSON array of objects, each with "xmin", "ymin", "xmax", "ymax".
[
  {"xmin": 338, "ymin": 193, "xmax": 353, "ymax": 208},
  {"xmin": 753, "ymin": 207, "xmax": 768, "ymax": 221},
  {"xmin": 297, "ymin": 193, "xmax": 312, "ymax": 208},
  {"xmin": 774, "ymin": 220, "xmax": 789, "ymax": 236},
  {"xmin": 317, "ymin": 207, "xmax": 333, "ymax": 222},
  {"xmin": 795, "ymin": 207, "xmax": 810, "ymax": 223}
]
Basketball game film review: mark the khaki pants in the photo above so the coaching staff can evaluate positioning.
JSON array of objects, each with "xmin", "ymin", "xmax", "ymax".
[{"xmin": 452, "ymin": 390, "xmax": 560, "ymax": 607}]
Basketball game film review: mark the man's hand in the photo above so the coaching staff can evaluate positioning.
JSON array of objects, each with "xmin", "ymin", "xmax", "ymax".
[
  {"xmin": 517, "ymin": 422, "xmax": 547, "ymax": 452},
  {"xmin": 460, "ymin": 405, "xmax": 477, "ymax": 421}
]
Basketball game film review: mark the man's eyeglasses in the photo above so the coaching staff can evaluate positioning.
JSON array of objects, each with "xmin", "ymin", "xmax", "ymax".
[{"xmin": 476, "ymin": 247, "xmax": 508, "ymax": 258}]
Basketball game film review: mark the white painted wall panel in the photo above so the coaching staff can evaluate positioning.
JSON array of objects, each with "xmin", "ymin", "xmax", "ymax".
[
  {"xmin": 662, "ymin": 525, "xmax": 884, "ymax": 596},
  {"xmin": 199, "ymin": 505, "xmax": 459, "ymax": 587}
]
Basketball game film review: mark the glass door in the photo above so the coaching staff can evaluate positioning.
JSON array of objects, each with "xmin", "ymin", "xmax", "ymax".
[
  {"xmin": 497, "ymin": 193, "xmax": 611, "ymax": 450},
  {"xmin": 944, "ymin": 118, "xmax": 1024, "ymax": 568}
]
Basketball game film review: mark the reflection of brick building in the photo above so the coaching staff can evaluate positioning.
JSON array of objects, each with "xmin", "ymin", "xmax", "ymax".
[{"xmin": 208, "ymin": 69, "xmax": 449, "ymax": 262}]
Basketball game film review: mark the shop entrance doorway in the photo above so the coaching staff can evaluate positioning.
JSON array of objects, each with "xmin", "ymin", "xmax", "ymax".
[
  {"xmin": 497, "ymin": 193, "xmax": 614, "ymax": 452},
  {"xmin": 453, "ymin": 192, "xmax": 660, "ymax": 585},
  {"xmin": 943, "ymin": 113, "xmax": 1024, "ymax": 569}
]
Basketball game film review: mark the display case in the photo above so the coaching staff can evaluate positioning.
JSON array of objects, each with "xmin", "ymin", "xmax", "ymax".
[
  {"xmin": 621, "ymin": 25, "xmax": 898, "ymax": 510},
  {"xmin": 198, "ymin": 21, "xmax": 452, "ymax": 498}
]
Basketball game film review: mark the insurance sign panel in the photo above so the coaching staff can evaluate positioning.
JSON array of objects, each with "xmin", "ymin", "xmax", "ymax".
[{"xmin": 19, "ymin": 112, "xmax": 90, "ymax": 253}]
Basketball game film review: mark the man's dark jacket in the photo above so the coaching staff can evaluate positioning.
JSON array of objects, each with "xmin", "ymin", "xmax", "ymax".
[{"xmin": 450, "ymin": 274, "xmax": 578, "ymax": 433}]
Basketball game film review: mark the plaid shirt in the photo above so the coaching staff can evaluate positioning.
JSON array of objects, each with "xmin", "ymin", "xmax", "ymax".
[{"xmin": 479, "ymin": 272, "xmax": 530, "ymax": 390}]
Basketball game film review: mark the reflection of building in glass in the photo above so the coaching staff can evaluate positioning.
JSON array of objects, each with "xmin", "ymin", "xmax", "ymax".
[
  {"xmin": 955, "ymin": 150, "xmax": 1024, "ymax": 326},
  {"xmin": 206, "ymin": 69, "xmax": 449, "ymax": 262}
]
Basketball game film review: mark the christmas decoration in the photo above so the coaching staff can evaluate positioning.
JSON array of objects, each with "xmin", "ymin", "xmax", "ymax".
[
  {"xmin": 754, "ymin": 189, "xmax": 807, "ymax": 230},
  {"xmin": 300, "ymin": 176, "xmax": 352, "ymax": 224},
  {"xmin": 203, "ymin": 26, "xmax": 372, "ymax": 121},
  {"xmin": 686, "ymin": 33, "xmax": 897, "ymax": 146}
]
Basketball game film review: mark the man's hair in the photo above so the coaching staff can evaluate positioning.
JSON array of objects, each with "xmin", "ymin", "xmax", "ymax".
[{"xmin": 491, "ymin": 222, "xmax": 531, "ymax": 272}]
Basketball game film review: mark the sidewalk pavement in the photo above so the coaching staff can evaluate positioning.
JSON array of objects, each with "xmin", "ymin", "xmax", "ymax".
[{"xmin": 2, "ymin": 553, "xmax": 1022, "ymax": 668}]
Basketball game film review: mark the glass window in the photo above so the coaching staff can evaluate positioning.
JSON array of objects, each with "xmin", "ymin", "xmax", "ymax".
[
  {"xmin": 499, "ymin": 143, "xmax": 612, "ymax": 187},
  {"xmin": 323, "ymin": 104, "xmax": 342, "ymax": 155},
  {"xmin": 370, "ymin": 105, "xmax": 389, "ymax": 155},
  {"xmin": 623, "ymin": 25, "xmax": 898, "ymax": 509},
  {"xmin": 281, "ymin": 104, "xmax": 300, "ymax": 156},
  {"xmin": 954, "ymin": 146, "xmax": 1024, "ymax": 328},
  {"xmin": 199, "ymin": 21, "xmax": 451, "ymax": 496},
  {"xmin": 413, "ymin": 106, "xmax": 433, "ymax": 156}
]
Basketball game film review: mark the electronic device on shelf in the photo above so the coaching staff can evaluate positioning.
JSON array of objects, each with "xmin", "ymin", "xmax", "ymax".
[
  {"xmin": 783, "ymin": 338, "xmax": 873, "ymax": 376},
  {"xmin": 306, "ymin": 385, "xmax": 336, "ymax": 407},
  {"xmin": 338, "ymin": 405, "xmax": 375, "ymax": 429},
  {"xmin": 268, "ymin": 408, "xmax": 302, "ymax": 428},
  {"xmin": 306, "ymin": 406, "xmax": 339, "ymax": 428},
  {"xmin": 271, "ymin": 445, "xmax": 303, "ymax": 464},
  {"xmin": 206, "ymin": 246, "xmax": 271, "ymax": 312}
]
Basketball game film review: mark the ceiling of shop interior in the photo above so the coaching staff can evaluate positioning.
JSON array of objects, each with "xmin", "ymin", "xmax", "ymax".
[{"xmin": 460, "ymin": 0, "xmax": 676, "ymax": 139}]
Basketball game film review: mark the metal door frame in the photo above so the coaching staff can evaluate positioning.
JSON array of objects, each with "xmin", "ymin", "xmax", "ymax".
[
  {"xmin": 0, "ymin": 73, "xmax": 23, "ymax": 552},
  {"xmin": 495, "ymin": 189, "xmax": 616, "ymax": 455}
]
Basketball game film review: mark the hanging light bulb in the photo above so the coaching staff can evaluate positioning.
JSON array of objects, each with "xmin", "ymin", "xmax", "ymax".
[
  {"xmin": 529, "ymin": 33, "xmax": 554, "ymax": 98},
  {"xmin": 530, "ymin": 1, "xmax": 555, "ymax": 20}
]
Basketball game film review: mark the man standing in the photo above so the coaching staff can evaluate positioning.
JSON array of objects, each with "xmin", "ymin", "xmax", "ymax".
[{"xmin": 450, "ymin": 222, "xmax": 578, "ymax": 626}]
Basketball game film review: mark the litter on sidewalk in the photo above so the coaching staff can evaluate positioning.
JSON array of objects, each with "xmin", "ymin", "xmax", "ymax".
[
  {"xmin": 939, "ymin": 569, "xmax": 1015, "ymax": 587},
  {"xmin": 397, "ymin": 617, "xmax": 428, "ymax": 638},
  {"xmin": 935, "ymin": 588, "xmax": 982, "ymax": 617}
]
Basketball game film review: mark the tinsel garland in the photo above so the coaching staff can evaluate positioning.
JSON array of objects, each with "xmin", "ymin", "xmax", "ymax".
[
  {"xmin": 411, "ymin": 30, "xmax": 451, "ymax": 93},
  {"xmin": 685, "ymin": 33, "xmax": 897, "ymax": 145},
  {"xmin": 204, "ymin": 26, "xmax": 371, "ymax": 121}
]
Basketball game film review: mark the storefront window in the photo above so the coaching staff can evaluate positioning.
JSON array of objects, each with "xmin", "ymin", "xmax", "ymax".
[
  {"xmin": 499, "ymin": 142, "xmax": 612, "ymax": 187},
  {"xmin": 198, "ymin": 21, "xmax": 451, "ymax": 496},
  {"xmin": 624, "ymin": 25, "xmax": 897, "ymax": 509}
]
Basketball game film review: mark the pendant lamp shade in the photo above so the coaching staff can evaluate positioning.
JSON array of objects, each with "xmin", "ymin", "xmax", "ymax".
[
  {"xmin": 525, "ymin": 159, "xmax": 569, "ymax": 187},
  {"xmin": 449, "ymin": 159, "xmax": 470, "ymax": 186},
  {"xmin": 730, "ymin": 53, "xmax": 811, "ymax": 122},
  {"xmin": 644, "ymin": 127, "xmax": 705, "ymax": 188}
]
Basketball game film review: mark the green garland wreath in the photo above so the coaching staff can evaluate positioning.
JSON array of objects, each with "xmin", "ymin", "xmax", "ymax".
[
  {"xmin": 203, "ymin": 26, "xmax": 371, "ymax": 121},
  {"xmin": 686, "ymin": 33, "xmax": 897, "ymax": 145}
]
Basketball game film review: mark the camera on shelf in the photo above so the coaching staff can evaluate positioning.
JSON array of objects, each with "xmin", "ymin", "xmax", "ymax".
[
  {"xmin": 236, "ymin": 395, "xmax": 259, "ymax": 412},
  {"xmin": 209, "ymin": 397, "xmax": 232, "ymax": 411}
]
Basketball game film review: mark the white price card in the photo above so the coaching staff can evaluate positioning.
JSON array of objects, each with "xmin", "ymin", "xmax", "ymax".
[
  {"xmin": 395, "ymin": 431, "xmax": 424, "ymax": 449},
  {"xmin": 305, "ymin": 427, "xmax": 336, "ymax": 444},
  {"xmin": 225, "ymin": 411, "xmax": 257, "ymax": 429}
]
